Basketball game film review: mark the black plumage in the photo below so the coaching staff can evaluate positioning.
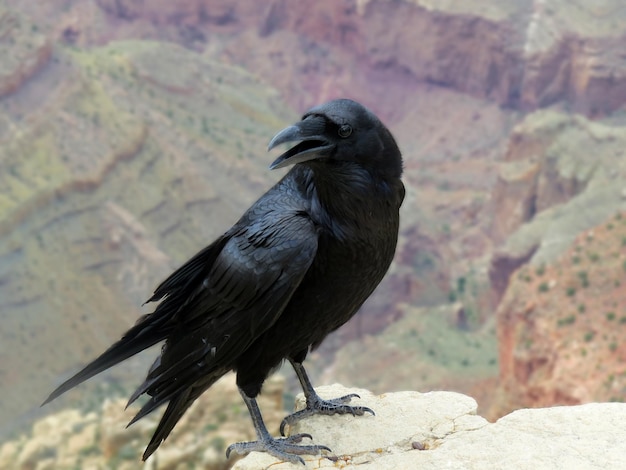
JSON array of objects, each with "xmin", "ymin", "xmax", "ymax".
[{"xmin": 43, "ymin": 99, "xmax": 404, "ymax": 464}]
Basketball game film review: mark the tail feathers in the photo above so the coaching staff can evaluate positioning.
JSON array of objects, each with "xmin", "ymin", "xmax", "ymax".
[
  {"xmin": 127, "ymin": 388, "xmax": 180, "ymax": 428},
  {"xmin": 44, "ymin": 233, "xmax": 230, "ymax": 407},
  {"xmin": 135, "ymin": 370, "xmax": 225, "ymax": 461},
  {"xmin": 125, "ymin": 375, "xmax": 158, "ymax": 409},
  {"xmin": 127, "ymin": 347, "xmax": 216, "ymax": 426},
  {"xmin": 126, "ymin": 355, "xmax": 162, "ymax": 408},
  {"xmin": 126, "ymin": 336, "xmax": 213, "ymax": 409},
  {"xmin": 126, "ymin": 367, "xmax": 196, "ymax": 427},
  {"xmin": 42, "ymin": 317, "xmax": 170, "ymax": 406},
  {"xmin": 141, "ymin": 388, "xmax": 194, "ymax": 461}
]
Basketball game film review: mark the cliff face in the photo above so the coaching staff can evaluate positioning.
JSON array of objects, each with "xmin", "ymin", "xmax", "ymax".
[
  {"xmin": 9, "ymin": 0, "xmax": 626, "ymax": 117},
  {"xmin": 490, "ymin": 110, "xmax": 624, "ymax": 245},
  {"xmin": 488, "ymin": 110, "xmax": 626, "ymax": 305},
  {"xmin": 0, "ymin": 9, "xmax": 52, "ymax": 97},
  {"xmin": 84, "ymin": 0, "xmax": 626, "ymax": 117},
  {"xmin": 2, "ymin": 0, "xmax": 626, "ymax": 441},
  {"xmin": 486, "ymin": 108, "xmax": 626, "ymax": 416},
  {"xmin": 0, "ymin": 34, "xmax": 291, "ymax": 434},
  {"xmin": 489, "ymin": 212, "xmax": 626, "ymax": 419}
]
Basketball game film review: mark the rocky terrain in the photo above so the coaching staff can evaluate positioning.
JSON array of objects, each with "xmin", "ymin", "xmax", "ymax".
[
  {"xmin": 490, "ymin": 211, "xmax": 626, "ymax": 418},
  {"xmin": 1, "ymin": 0, "xmax": 626, "ymax": 463},
  {"xmin": 235, "ymin": 384, "xmax": 626, "ymax": 470},
  {"xmin": 0, "ymin": 375, "xmax": 285, "ymax": 470},
  {"xmin": 485, "ymin": 109, "xmax": 626, "ymax": 417},
  {"xmin": 0, "ymin": 12, "xmax": 293, "ymax": 434},
  {"xmin": 4, "ymin": 382, "xmax": 625, "ymax": 469}
]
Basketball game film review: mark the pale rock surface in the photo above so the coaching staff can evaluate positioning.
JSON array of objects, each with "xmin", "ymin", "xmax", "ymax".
[{"xmin": 234, "ymin": 384, "xmax": 626, "ymax": 470}]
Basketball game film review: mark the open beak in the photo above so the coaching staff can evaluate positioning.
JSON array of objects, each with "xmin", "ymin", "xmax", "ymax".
[{"xmin": 268, "ymin": 115, "xmax": 333, "ymax": 170}]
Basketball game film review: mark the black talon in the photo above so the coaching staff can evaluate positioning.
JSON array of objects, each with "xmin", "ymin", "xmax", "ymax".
[{"xmin": 280, "ymin": 419, "xmax": 289, "ymax": 437}]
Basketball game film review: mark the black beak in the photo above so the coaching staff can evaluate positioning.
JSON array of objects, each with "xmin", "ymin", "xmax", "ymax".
[{"xmin": 268, "ymin": 115, "xmax": 333, "ymax": 170}]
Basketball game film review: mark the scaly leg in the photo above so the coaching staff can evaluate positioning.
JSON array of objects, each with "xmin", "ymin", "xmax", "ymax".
[
  {"xmin": 226, "ymin": 387, "xmax": 330, "ymax": 465},
  {"xmin": 280, "ymin": 360, "xmax": 374, "ymax": 436}
]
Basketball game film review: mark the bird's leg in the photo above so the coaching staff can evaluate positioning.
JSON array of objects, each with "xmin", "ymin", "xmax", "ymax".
[
  {"xmin": 226, "ymin": 387, "xmax": 331, "ymax": 465},
  {"xmin": 280, "ymin": 360, "xmax": 374, "ymax": 436}
]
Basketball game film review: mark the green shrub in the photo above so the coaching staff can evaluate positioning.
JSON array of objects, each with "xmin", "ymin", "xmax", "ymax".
[
  {"xmin": 557, "ymin": 315, "xmax": 576, "ymax": 327},
  {"xmin": 577, "ymin": 271, "xmax": 589, "ymax": 288}
]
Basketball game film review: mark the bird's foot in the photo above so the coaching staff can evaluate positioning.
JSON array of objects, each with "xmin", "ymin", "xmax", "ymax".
[
  {"xmin": 225, "ymin": 433, "xmax": 331, "ymax": 465},
  {"xmin": 280, "ymin": 393, "xmax": 374, "ymax": 435}
]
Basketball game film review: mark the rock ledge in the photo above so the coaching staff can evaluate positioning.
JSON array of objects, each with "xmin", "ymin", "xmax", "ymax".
[{"xmin": 234, "ymin": 384, "xmax": 626, "ymax": 470}]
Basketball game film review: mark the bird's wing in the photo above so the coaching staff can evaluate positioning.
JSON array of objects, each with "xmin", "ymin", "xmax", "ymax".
[
  {"xmin": 128, "ymin": 208, "xmax": 320, "ymax": 458},
  {"xmin": 152, "ymin": 207, "xmax": 319, "ymax": 372},
  {"xmin": 43, "ymin": 205, "xmax": 318, "ymax": 405}
]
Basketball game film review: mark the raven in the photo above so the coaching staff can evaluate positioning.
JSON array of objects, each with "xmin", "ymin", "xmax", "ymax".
[{"xmin": 44, "ymin": 99, "xmax": 405, "ymax": 464}]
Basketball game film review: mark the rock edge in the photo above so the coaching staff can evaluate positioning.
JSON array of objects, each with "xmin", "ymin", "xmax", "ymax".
[{"xmin": 234, "ymin": 384, "xmax": 626, "ymax": 470}]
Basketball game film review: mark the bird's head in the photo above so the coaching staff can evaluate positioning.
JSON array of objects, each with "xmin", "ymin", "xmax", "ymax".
[{"xmin": 268, "ymin": 99, "xmax": 402, "ymax": 178}]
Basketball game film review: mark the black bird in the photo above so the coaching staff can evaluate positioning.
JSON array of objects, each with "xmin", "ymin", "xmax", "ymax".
[{"xmin": 43, "ymin": 98, "xmax": 405, "ymax": 464}]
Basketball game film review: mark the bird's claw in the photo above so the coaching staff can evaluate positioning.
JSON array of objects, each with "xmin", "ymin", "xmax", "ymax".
[
  {"xmin": 225, "ymin": 433, "xmax": 330, "ymax": 465},
  {"xmin": 280, "ymin": 393, "xmax": 375, "ymax": 436}
]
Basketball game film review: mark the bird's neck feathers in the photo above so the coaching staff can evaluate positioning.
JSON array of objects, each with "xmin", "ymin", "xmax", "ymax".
[{"xmin": 295, "ymin": 162, "xmax": 401, "ymax": 240}]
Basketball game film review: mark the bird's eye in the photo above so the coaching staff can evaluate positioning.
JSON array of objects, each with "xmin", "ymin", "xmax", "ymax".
[{"xmin": 338, "ymin": 124, "xmax": 352, "ymax": 138}]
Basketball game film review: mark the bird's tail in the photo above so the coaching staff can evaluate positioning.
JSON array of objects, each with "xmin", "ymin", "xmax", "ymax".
[
  {"xmin": 42, "ymin": 312, "xmax": 172, "ymax": 405},
  {"xmin": 42, "ymin": 237, "xmax": 229, "ymax": 406},
  {"xmin": 136, "ymin": 368, "xmax": 226, "ymax": 460},
  {"xmin": 42, "ymin": 234, "xmax": 238, "ymax": 458},
  {"xmin": 125, "ymin": 331, "xmax": 231, "ymax": 460}
]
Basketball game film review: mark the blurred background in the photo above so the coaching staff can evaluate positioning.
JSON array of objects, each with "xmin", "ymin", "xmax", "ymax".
[{"xmin": 1, "ymin": 0, "xmax": 626, "ymax": 468}]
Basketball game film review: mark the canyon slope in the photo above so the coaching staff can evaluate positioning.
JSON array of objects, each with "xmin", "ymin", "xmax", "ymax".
[{"xmin": 1, "ymin": 0, "xmax": 626, "ymax": 447}]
